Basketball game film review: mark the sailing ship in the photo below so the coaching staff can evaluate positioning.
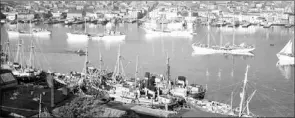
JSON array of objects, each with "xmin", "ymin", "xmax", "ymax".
[
  {"xmin": 192, "ymin": 25, "xmax": 255, "ymax": 55},
  {"xmin": 191, "ymin": 22, "xmax": 219, "ymax": 55},
  {"xmin": 67, "ymin": 19, "xmax": 90, "ymax": 40},
  {"xmin": 91, "ymin": 20, "xmax": 126, "ymax": 41},
  {"xmin": 276, "ymin": 39, "xmax": 294, "ymax": 66},
  {"xmin": 5, "ymin": 38, "xmax": 46, "ymax": 83}
]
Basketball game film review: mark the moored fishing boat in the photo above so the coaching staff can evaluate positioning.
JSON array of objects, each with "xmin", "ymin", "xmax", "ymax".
[
  {"xmin": 67, "ymin": 19, "xmax": 90, "ymax": 41},
  {"xmin": 3, "ymin": 38, "xmax": 47, "ymax": 83}
]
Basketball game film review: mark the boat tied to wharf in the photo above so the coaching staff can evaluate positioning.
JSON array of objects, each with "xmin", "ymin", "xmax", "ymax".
[{"xmin": 1, "ymin": 38, "xmax": 47, "ymax": 84}]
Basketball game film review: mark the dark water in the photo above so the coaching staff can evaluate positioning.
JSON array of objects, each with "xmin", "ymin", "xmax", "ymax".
[{"xmin": 1, "ymin": 23, "xmax": 294, "ymax": 117}]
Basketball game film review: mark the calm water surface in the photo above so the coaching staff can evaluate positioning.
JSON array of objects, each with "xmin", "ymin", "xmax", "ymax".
[{"xmin": 1, "ymin": 23, "xmax": 294, "ymax": 117}]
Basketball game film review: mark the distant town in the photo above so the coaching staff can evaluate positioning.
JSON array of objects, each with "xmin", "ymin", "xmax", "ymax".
[{"xmin": 0, "ymin": 1, "xmax": 294, "ymax": 26}]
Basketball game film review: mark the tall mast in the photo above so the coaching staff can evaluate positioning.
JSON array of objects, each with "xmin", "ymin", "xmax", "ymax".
[
  {"xmin": 14, "ymin": 39, "xmax": 21, "ymax": 63},
  {"xmin": 166, "ymin": 54, "xmax": 170, "ymax": 81},
  {"xmin": 207, "ymin": 10, "xmax": 210, "ymax": 48},
  {"xmin": 207, "ymin": 28, "xmax": 210, "ymax": 48},
  {"xmin": 231, "ymin": 55, "xmax": 235, "ymax": 77},
  {"xmin": 84, "ymin": 18, "xmax": 87, "ymax": 34},
  {"xmin": 233, "ymin": 23, "xmax": 235, "ymax": 45},
  {"xmin": 230, "ymin": 91, "xmax": 233, "ymax": 112},
  {"xmin": 99, "ymin": 49, "xmax": 102, "ymax": 71},
  {"xmin": 21, "ymin": 38, "xmax": 25, "ymax": 71},
  {"xmin": 29, "ymin": 38, "xmax": 35, "ymax": 68},
  {"xmin": 135, "ymin": 55, "xmax": 139, "ymax": 86},
  {"xmin": 220, "ymin": 29, "xmax": 223, "ymax": 47},
  {"xmin": 16, "ymin": 14, "xmax": 18, "ymax": 31},
  {"xmin": 30, "ymin": 20, "xmax": 32, "ymax": 34},
  {"xmin": 82, "ymin": 46, "xmax": 88, "ymax": 74},
  {"xmin": 161, "ymin": 16, "xmax": 164, "ymax": 32},
  {"xmin": 239, "ymin": 65, "xmax": 250, "ymax": 117},
  {"xmin": 4, "ymin": 41, "xmax": 11, "ymax": 62},
  {"xmin": 112, "ymin": 44, "xmax": 125, "ymax": 82}
]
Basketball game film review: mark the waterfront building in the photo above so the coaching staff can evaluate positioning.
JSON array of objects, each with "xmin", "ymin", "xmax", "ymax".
[
  {"xmin": 67, "ymin": 12, "xmax": 82, "ymax": 19},
  {"xmin": 76, "ymin": 5, "xmax": 84, "ymax": 10},
  {"xmin": 52, "ymin": 12, "xmax": 62, "ymax": 18}
]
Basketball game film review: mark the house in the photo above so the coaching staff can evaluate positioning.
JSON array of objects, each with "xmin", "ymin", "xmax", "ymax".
[
  {"xmin": 76, "ymin": 6, "xmax": 84, "ymax": 10},
  {"xmin": 17, "ymin": 13, "xmax": 34, "ymax": 20},
  {"xmin": 240, "ymin": 13, "xmax": 261, "ymax": 23},
  {"xmin": 67, "ymin": 12, "xmax": 82, "ymax": 18},
  {"xmin": 65, "ymin": 4, "xmax": 76, "ymax": 9},
  {"xmin": 43, "ymin": 3, "xmax": 53, "ymax": 8},
  {"xmin": 274, "ymin": 8, "xmax": 284, "ymax": 13},
  {"xmin": 207, "ymin": 3, "xmax": 216, "ymax": 10},
  {"xmin": 284, "ymin": 5, "xmax": 294, "ymax": 14},
  {"xmin": 57, "ymin": 4, "xmax": 64, "ymax": 8},
  {"xmin": 86, "ymin": 12, "xmax": 97, "ymax": 19},
  {"xmin": 53, "ymin": 4, "xmax": 58, "ymax": 8},
  {"xmin": 52, "ymin": 12, "xmax": 62, "ymax": 18},
  {"xmin": 256, "ymin": 3, "xmax": 263, "ymax": 8},
  {"xmin": 104, "ymin": 13, "xmax": 118, "ymax": 19}
]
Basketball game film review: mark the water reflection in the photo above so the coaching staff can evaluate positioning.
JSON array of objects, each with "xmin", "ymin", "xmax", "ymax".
[
  {"xmin": 277, "ymin": 65, "xmax": 294, "ymax": 80},
  {"xmin": 66, "ymin": 38, "xmax": 88, "ymax": 49},
  {"xmin": 95, "ymin": 39, "xmax": 125, "ymax": 50}
]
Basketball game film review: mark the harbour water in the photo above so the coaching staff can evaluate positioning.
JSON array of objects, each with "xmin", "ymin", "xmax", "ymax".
[{"xmin": 1, "ymin": 23, "xmax": 294, "ymax": 117}]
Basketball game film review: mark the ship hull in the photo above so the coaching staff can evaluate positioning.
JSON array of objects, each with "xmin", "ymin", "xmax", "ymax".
[
  {"xmin": 145, "ymin": 29, "xmax": 194, "ymax": 37},
  {"xmin": 192, "ymin": 45, "xmax": 220, "ymax": 55},
  {"xmin": 188, "ymin": 92, "xmax": 206, "ymax": 100},
  {"xmin": 12, "ymin": 70, "xmax": 46, "ymax": 84},
  {"xmin": 101, "ymin": 35, "xmax": 126, "ymax": 41},
  {"xmin": 92, "ymin": 35, "xmax": 126, "ymax": 41},
  {"xmin": 221, "ymin": 48, "xmax": 255, "ymax": 54},
  {"xmin": 276, "ymin": 54, "xmax": 294, "ymax": 66},
  {"xmin": 67, "ymin": 33, "xmax": 89, "ymax": 40},
  {"xmin": 32, "ymin": 31, "xmax": 51, "ymax": 36},
  {"xmin": 192, "ymin": 44, "xmax": 255, "ymax": 55},
  {"xmin": 7, "ymin": 31, "xmax": 20, "ymax": 37}
]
